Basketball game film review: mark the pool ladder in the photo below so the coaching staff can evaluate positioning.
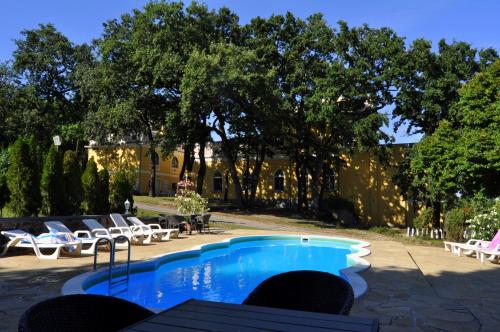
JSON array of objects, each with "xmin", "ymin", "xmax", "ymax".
[{"xmin": 93, "ymin": 236, "xmax": 131, "ymax": 292}]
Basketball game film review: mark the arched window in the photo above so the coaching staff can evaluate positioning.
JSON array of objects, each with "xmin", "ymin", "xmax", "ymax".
[
  {"xmin": 274, "ymin": 169, "xmax": 285, "ymax": 192},
  {"xmin": 213, "ymin": 170, "xmax": 222, "ymax": 192},
  {"xmin": 171, "ymin": 156, "xmax": 179, "ymax": 169}
]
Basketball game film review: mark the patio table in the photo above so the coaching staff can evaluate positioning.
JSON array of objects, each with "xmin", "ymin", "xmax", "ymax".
[{"xmin": 120, "ymin": 299, "xmax": 379, "ymax": 332}]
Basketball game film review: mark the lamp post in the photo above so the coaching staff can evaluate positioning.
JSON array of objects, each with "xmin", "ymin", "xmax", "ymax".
[
  {"xmin": 52, "ymin": 135, "xmax": 61, "ymax": 151},
  {"xmin": 124, "ymin": 199, "xmax": 131, "ymax": 214}
]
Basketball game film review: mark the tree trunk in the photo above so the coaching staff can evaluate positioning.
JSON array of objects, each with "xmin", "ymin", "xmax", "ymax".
[
  {"xmin": 309, "ymin": 158, "xmax": 323, "ymax": 216},
  {"xmin": 224, "ymin": 171, "xmax": 230, "ymax": 202},
  {"xmin": 196, "ymin": 140, "xmax": 206, "ymax": 195},
  {"xmin": 179, "ymin": 146, "xmax": 190, "ymax": 181},
  {"xmin": 220, "ymin": 141, "xmax": 244, "ymax": 208},
  {"xmin": 432, "ymin": 200, "xmax": 442, "ymax": 228},
  {"xmin": 147, "ymin": 133, "xmax": 156, "ymax": 197},
  {"xmin": 249, "ymin": 146, "xmax": 266, "ymax": 205}
]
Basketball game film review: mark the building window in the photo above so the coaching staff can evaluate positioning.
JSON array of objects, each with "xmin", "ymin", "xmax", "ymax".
[
  {"xmin": 171, "ymin": 183, "xmax": 177, "ymax": 192},
  {"xmin": 213, "ymin": 170, "xmax": 222, "ymax": 192},
  {"xmin": 274, "ymin": 169, "xmax": 285, "ymax": 192},
  {"xmin": 171, "ymin": 156, "xmax": 179, "ymax": 169}
]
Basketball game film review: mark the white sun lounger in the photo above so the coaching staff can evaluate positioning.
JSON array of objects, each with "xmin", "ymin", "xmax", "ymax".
[
  {"xmin": 127, "ymin": 216, "xmax": 178, "ymax": 241},
  {"xmin": 44, "ymin": 221, "xmax": 101, "ymax": 255},
  {"xmin": 109, "ymin": 213, "xmax": 149, "ymax": 244},
  {"xmin": 444, "ymin": 239, "xmax": 489, "ymax": 257},
  {"xmin": 477, "ymin": 244, "xmax": 500, "ymax": 263},
  {"xmin": 82, "ymin": 218, "xmax": 131, "ymax": 248},
  {"xmin": 0, "ymin": 229, "xmax": 82, "ymax": 260}
]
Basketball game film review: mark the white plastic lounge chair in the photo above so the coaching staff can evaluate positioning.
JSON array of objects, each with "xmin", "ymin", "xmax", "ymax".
[
  {"xmin": 109, "ymin": 213, "xmax": 150, "ymax": 244},
  {"xmin": 445, "ymin": 230, "xmax": 500, "ymax": 258},
  {"xmin": 82, "ymin": 218, "xmax": 132, "ymax": 248},
  {"xmin": 0, "ymin": 229, "xmax": 82, "ymax": 260},
  {"xmin": 477, "ymin": 244, "xmax": 500, "ymax": 263},
  {"xmin": 44, "ymin": 221, "xmax": 101, "ymax": 255},
  {"xmin": 127, "ymin": 216, "xmax": 178, "ymax": 241}
]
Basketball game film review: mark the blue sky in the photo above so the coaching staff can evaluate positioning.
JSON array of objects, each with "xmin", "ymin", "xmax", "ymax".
[{"xmin": 1, "ymin": 0, "xmax": 498, "ymax": 143}]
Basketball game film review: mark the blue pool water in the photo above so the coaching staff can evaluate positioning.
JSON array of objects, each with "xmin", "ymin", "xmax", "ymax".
[{"xmin": 86, "ymin": 237, "xmax": 355, "ymax": 311}]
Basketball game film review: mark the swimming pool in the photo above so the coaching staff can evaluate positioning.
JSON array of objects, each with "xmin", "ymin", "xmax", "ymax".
[{"xmin": 63, "ymin": 235, "xmax": 370, "ymax": 311}]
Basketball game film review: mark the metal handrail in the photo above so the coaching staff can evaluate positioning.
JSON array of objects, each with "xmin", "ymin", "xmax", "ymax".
[
  {"xmin": 112, "ymin": 235, "xmax": 131, "ymax": 285},
  {"xmin": 92, "ymin": 235, "xmax": 132, "ymax": 293}
]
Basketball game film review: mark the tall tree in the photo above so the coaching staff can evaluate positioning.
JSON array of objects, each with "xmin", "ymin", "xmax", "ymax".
[
  {"xmin": 81, "ymin": 157, "xmax": 100, "ymax": 214},
  {"xmin": 97, "ymin": 168, "xmax": 110, "ymax": 214},
  {"xmin": 62, "ymin": 150, "xmax": 83, "ymax": 214},
  {"xmin": 393, "ymin": 39, "xmax": 498, "ymax": 136},
  {"xmin": 41, "ymin": 145, "xmax": 65, "ymax": 215},
  {"xmin": 12, "ymin": 24, "xmax": 90, "ymax": 149},
  {"xmin": 6, "ymin": 138, "xmax": 42, "ymax": 216},
  {"xmin": 180, "ymin": 42, "xmax": 281, "ymax": 207}
]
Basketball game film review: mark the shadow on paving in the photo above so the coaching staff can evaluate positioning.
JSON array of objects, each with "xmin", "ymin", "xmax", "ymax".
[
  {"xmin": 0, "ymin": 256, "xmax": 498, "ymax": 332},
  {"xmin": 352, "ymin": 262, "xmax": 500, "ymax": 332}
]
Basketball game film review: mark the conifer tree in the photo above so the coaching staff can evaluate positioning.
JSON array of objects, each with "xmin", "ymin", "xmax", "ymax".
[
  {"xmin": 0, "ymin": 174, "xmax": 9, "ymax": 216},
  {"xmin": 41, "ymin": 145, "xmax": 65, "ymax": 215},
  {"xmin": 62, "ymin": 150, "xmax": 83, "ymax": 214},
  {"xmin": 109, "ymin": 170, "xmax": 134, "ymax": 213},
  {"xmin": 97, "ymin": 168, "xmax": 110, "ymax": 214},
  {"xmin": 81, "ymin": 157, "xmax": 99, "ymax": 214},
  {"xmin": 7, "ymin": 138, "xmax": 42, "ymax": 216}
]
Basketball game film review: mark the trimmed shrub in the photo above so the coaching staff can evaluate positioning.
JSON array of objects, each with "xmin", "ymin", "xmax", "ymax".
[
  {"xmin": 96, "ymin": 168, "xmax": 110, "ymax": 214},
  {"xmin": 412, "ymin": 207, "xmax": 434, "ymax": 229},
  {"xmin": 81, "ymin": 157, "xmax": 100, "ymax": 214},
  {"xmin": 6, "ymin": 138, "xmax": 41, "ymax": 216},
  {"xmin": 0, "ymin": 174, "xmax": 9, "ymax": 216},
  {"xmin": 109, "ymin": 169, "xmax": 134, "ymax": 213},
  {"xmin": 445, "ymin": 208, "xmax": 471, "ymax": 241},
  {"xmin": 41, "ymin": 146, "xmax": 65, "ymax": 215},
  {"xmin": 321, "ymin": 196, "xmax": 358, "ymax": 226},
  {"xmin": 62, "ymin": 150, "xmax": 83, "ymax": 215}
]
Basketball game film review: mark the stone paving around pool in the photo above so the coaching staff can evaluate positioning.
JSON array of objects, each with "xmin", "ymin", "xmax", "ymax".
[{"xmin": 1, "ymin": 228, "xmax": 499, "ymax": 331}]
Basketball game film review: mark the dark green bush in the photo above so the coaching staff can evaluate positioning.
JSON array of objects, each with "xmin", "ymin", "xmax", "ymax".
[
  {"xmin": 6, "ymin": 138, "xmax": 41, "ymax": 216},
  {"xmin": 412, "ymin": 207, "xmax": 434, "ymax": 229},
  {"xmin": 81, "ymin": 157, "xmax": 100, "ymax": 214},
  {"xmin": 445, "ymin": 208, "xmax": 471, "ymax": 241},
  {"xmin": 62, "ymin": 150, "xmax": 83, "ymax": 215},
  {"xmin": 96, "ymin": 168, "xmax": 110, "ymax": 214},
  {"xmin": 321, "ymin": 196, "xmax": 358, "ymax": 226},
  {"xmin": 41, "ymin": 146, "xmax": 65, "ymax": 215},
  {"xmin": 109, "ymin": 169, "xmax": 134, "ymax": 213}
]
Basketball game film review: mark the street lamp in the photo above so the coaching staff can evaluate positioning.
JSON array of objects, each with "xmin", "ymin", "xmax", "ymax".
[
  {"xmin": 124, "ymin": 199, "xmax": 131, "ymax": 214},
  {"xmin": 52, "ymin": 135, "xmax": 61, "ymax": 151}
]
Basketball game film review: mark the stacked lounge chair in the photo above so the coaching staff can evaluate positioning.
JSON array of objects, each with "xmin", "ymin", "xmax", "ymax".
[
  {"xmin": 127, "ymin": 216, "xmax": 179, "ymax": 240},
  {"xmin": 0, "ymin": 229, "xmax": 82, "ymax": 260},
  {"xmin": 109, "ymin": 213, "xmax": 150, "ymax": 244}
]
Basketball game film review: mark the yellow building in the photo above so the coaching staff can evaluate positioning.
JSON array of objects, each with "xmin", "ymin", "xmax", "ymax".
[{"xmin": 87, "ymin": 142, "xmax": 416, "ymax": 227}]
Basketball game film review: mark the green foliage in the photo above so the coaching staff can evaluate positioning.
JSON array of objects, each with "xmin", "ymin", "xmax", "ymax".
[
  {"xmin": 0, "ymin": 174, "xmax": 10, "ymax": 215},
  {"xmin": 412, "ymin": 208, "xmax": 434, "ymax": 229},
  {"xmin": 398, "ymin": 60, "xmax": 500, "ymax": 208},
  {"xmin": 96, "ymin": 168, "xmax": 110, "ymax": 214},
  {"xmin": 175, "ymin": 190, "xmax": 209, "ymax": 215},
  {"xmin": 6, "ymin": 138, "xmax": 42, "ymax": 216},
  {"xmin": 81, "ymin": 157, "xmax": 100, "ymax": 214},
  {"xmin": 41, "ymin": 146, "xmax": 65, "ymax": 215},
  {"xmin": 62, "ymin": 150, "xmax": 83, "ymax": 215},
  {"xmin": 109, "ymin": 169, "xmax": 135, "ymax": 213},
  {"xmin": 467, "ymin": 208, "xmax": 500, "ymax": 241},
  {"xmin": 0, "ymin": 149, "xmax": 10, "ymax": 213},
  {"xmin": 394, "ymin": 39, "xmax": 498, "ymax": 135},
  {"xmin": 445, "ymin": 208, "xmax": 471, "ymax": 241}
]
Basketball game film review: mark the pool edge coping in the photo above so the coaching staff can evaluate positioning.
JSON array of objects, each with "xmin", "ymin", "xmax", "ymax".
[{"xmin": 62, "ymin": 234, "xmax": 371, "ymax": 302}]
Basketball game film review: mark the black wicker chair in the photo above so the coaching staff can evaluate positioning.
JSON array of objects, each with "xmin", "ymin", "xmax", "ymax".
[
  {"xmin": 18, "ymin": 294, "xmax": 154, "ymax": 332},
  {"xmin": 243, "ymin": 270, "xmax": 354, "ymax": 315}
]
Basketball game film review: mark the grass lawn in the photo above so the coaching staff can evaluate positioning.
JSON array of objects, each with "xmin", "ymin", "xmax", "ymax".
[{"xmin": 134, "ymin": 195, "xmax": 176, "ymax": 207}]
